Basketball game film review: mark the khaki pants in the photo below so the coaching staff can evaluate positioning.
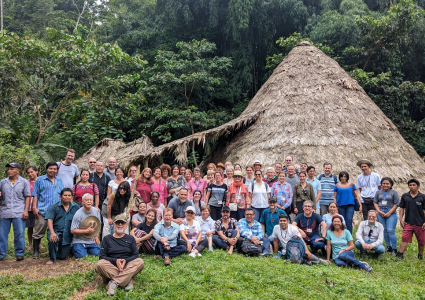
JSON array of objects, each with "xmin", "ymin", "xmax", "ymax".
[
  {"xmin": 32, "ymin": 215, "xmax": 48, "ymax": 239},
  {"xmin": 95, "ymin": 258, "xmax": 144, "ymax": 287}
]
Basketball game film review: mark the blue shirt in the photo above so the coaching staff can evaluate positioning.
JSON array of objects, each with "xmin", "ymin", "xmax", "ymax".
[
  {"xmin": 154, "ymin": 220, "xmax": 180, "ymax": 247},
  {"xmin": 294, "ymin": 212, "xmax": 323, "ymax": 238},
  {"xmin": 45, "ymin": 201, "xmax": 80, "ymax": 245},
  {"xmin": 238, "ymin": 218, "xmax": 264, "ymax": 240},
  {"xmin": 334, "ymin": 184, "xmax": 357, "ymax": 206},
  {"xmin": 317, "ymin": 173, "xmax": 339, "ymax": 205},
  {"xmin": 32, "ymin": 175, "xmax": 64, "ymax": 216},
  {"xmin": 260, "ymin": 208, "xmax": 287, "ymax": 236},
  {"xmin": 306, "ymin": 178, "xmax": 321, "ymax": 209}
]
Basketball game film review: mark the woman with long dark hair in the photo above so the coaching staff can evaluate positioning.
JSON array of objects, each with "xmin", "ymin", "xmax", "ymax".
[
  {"xmin": 72, "ymin": 169, "xmax": 100, "ymax": 208},
  {"xmin": 104, "ymin": 181, "xmax": 131, "ymax": 238},
  {"xmin": 167, "ymin": 165, "xmax": 186, "ymax": 198},
  {"xmin": 107, "ymin": 167, "xmax": 127, "ymax": 196}
]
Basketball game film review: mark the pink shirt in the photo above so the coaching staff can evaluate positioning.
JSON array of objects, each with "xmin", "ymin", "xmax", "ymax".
[
  {"xmin": 186, "ymin": 178, "xmax": 208, "ymax": 200},
  {"xmin": 150, "ymin": 178, "xmax": 168, "ymax": 205}
]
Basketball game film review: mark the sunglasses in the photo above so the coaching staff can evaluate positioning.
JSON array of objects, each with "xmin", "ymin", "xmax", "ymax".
[
  {"xmin": 89, "ymin": 161, "xmax": 96, "ymax": 163},
  {"xmin": 119, "ymin": 187, "xmax": 127, "ymax": 191},
  {"xmin": 303, "ymin": 188, "xmax": 307, "ymax": 195},
  {"xmin": 115, "ymin": 221, "xmax": 126, "ymax": 225},
  {"xmin": 255, "ymin": 174, "xmax": 262, "ymax": 176}
]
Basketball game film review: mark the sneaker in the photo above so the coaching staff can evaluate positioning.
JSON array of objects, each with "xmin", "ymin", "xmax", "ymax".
[
  {"xmin": 304, "ymin": 261, "xmax": 313, "ymax": 266},
  {"xmin": 107, "ymin": 280, "xmax": 118, "ymax": 296},
  {"xmin": 386, "ymin": 246, "xmax": 393, "ymax": 253},
  {"xmin": 418, "ymin": 254, "xmax": 423, "ymax": 260},
  {"xmin": 360, "ymin": 261, "xmax": 372, "ymax": 272},
  {"xmin": 197, "ymin": 253, "xmax": 202, "ymax": 257},
  {"xmin": 208, "ymin": 246, "xmax": 214, "ymax": 252},
  {"xmin": 260, "ymin": 252, "xmax": 273, "ymax": 257},
  {"xmin": 124, "ymin": 278, "xmax": 134, "ymax": 291},
  {"xmin": 188, "ymin": 252, "xmax": 196, "ymax": 258},
  {"xmin": 154, "ymin": 255, "xmax": 162, "ymax": 259},
  {"xmin": 390, "ymin": 249, "xmax": 397, "ymax": 256},
  {"xmin": 393, "ymin": 252, "xmax": 404, "ymax": 260}
]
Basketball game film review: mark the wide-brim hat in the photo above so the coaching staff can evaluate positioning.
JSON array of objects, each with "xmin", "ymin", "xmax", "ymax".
[
  {"xmin": 357, "ymin": 159, "xmax": 373, "ymax": 167},
  {"xmin": 252, "ymin": 160, "xmax": 263, "ymax": 168},
  {"xmin": 80, "ymin": 216, "xmax": 101, "ymax": 239},
  {"xmin": 234, "ymin": 170, "xmax": 243, "ymax": 177},
  {"xmin": 217, "ymin": 162, "xmax": 225, "ymax": 169}
]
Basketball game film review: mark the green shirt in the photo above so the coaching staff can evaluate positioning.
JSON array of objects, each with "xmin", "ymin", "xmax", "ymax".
[
  {"xmin": 45, "ymin": 201, "xmax": 80, "ymax": 245},
  {"xmin": 325, "ymin": 229, "xmax": 353, "ymax": 260}
]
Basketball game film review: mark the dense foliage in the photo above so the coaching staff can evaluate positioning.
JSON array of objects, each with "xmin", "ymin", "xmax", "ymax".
[{"xmin": 1, "ymin": 0, "xmax": 425, "ymax": 172}]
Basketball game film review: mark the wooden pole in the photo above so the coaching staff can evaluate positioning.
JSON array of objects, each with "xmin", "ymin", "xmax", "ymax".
[
  {"xmin": 125, "ymin": 164, "xmax": 140, "ymax": 219},
  {"xmin": 1, "ymin": 0, "xmax": 3, "ymax": 32}
]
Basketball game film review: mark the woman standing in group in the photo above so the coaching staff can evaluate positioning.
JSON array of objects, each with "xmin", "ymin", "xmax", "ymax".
[
  {"xmin": 130, "ymin": 208, "xmax": 157, "ymax": 254},
  {"xmin": 326, "ymin": 215, "xmax": 372, "ymax": 271},
  {"xmin": 271, "ymin": 171, "xmax": 293, "ymax": 217},
  {"xmin": 72, "ymin": 169, "xmax": 100, "ymax": 208},
  {"xmin": 187, "ymin": 168, "xmax": 208, "ymax": 201},
  {"xmin": 105, "ymin": 181, "xmax": 131, "ymax": 238},
  {"xmin": 224, "ymin": 166, "xmax": 234, "ymax": 186},
  {"xmin": 205, "ymin": 172, "xmax": 228, "ymax": 221},
  {"xmin": 293, "ymin": 171, "xmax": 315, "ymax": 215},
  {"xmin": 133, "ymin": 168, "xmax": 152, "ymax": 204},
  {"xmin": 249, "ymin": 170, "xmax": 270, "ymax": 221},
  {"xmin": 147, "ymin": 192, "xmax": 165, "ymax": 222},
  {"xmin": 192, "ymin": 190, "xmax": 206, "ymax": 217},
  {"xmin": 333, "ymin": 171, "xmax": 362, "ymax": 233},
  {"xmin": 160, "ymin": 164, "xmax": 171, "ymax": 182},
  {"xmin": 234, "ymin": 164, "xmax": 242, "ymax": 172},
  {"xmin": 226, "ymin": 170, "xmax": 250, "ymax": 221},
  {"xmin": 26, "ymin": 166, "xmax": 42, "ymax": 251},
  {"xmin": 107, "ymin": 167, "xmax": 127, "ymax": 196},
  {"xmin": 167, "ymin": 165, "xmax": 186, "ymax": 199},
  {"xmin": 179, "ymin": 165, "xmax": 187, "ymax": 177},
  {"xmin": 126, "ymin": 166, "xmax": 138, "ymax": 184},
  {"xmin": 374, "ymin": 177, "xmax": 399, "ymax": 255},
  {"xmin": 206, "ymin": 170, "xmax": 215, "ymax": 185},
  {"xmin": 203, "ymin": 163, "xmax": 217, "ymax": 180},
  {"xmin": 244, "ymin": 166, "xmax": 255, "ymax": 188},
  {"xmin": 151, "ymin": 167, "xmax": 168, "ymax": 206},
  {"xmin": 184, "ymin": 169, "xmax": 193, "ymax": 185}
]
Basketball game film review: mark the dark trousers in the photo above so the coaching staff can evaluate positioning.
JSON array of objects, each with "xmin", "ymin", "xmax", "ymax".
[
  {"xmin": 230, "ymin": 209, "xmax": 245, "ymax": 221},
  {"xmin": 196, "ymin": 239, "xmax": 209, "ymax": 253},
  {"xmin": 212, "ymin": 229, "xmax": 238, "ymax": 249},
  {"xmin": 155, "ymin": 242, "xmax": 186, "ymax": 258},
  {"xmin": 304, "ymin": 235, "xmax": 325, "ymax": 253},
  {"xmin": 210, "ymin": 206, "xmax": 222, "ymax": 221},
  {"xmin": 362, "ymin": 198, "xmax": 375, "ymax": 220},
  {"xmin": 48, "ymin": 235, "xmax": 70, "ymax": 262},
  {"xmin": 295, "ymin": 201, "xmax": 305, "ymax": 215}
]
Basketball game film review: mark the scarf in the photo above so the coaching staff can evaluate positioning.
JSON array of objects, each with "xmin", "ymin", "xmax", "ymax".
[{"xmin": 228, "ymin": 181, "xmax": 248, "ymax": 194}]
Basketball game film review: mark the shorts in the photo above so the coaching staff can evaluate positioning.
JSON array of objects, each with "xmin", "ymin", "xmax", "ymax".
[
  {"xmin": 26, "ymin": 211, "xmax": 35, "ymax": 228},
  {"xmin": 402, "ymin": 224, "xmax": 425, "ymax": 245}
]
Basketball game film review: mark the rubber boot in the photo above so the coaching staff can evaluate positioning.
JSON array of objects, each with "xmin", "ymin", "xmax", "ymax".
[{"xmin": 33, "ymin": 239, "xmax": 40, "ymax": 258}]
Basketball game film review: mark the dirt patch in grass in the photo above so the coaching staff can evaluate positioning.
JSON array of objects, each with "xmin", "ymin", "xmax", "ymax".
[
  {"xmin": 0, "ymin": 257, "xmax": 95, "ymax": 281},
  {"xmin": 67, "ymin": 276, "xmax": 103, "ymax": 300}
]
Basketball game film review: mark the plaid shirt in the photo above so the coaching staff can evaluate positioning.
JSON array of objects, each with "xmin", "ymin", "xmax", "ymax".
[
  {"xmin": 271, "ymin": 182, "xmax": 293, "ymax": 209},
  {"xmin": 238, "ymin": 218, "xmax": 264, "ymax": 240}
]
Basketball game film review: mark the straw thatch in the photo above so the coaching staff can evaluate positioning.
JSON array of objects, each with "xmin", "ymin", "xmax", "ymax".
[{"xmin": 75, "ymin": 41, "xmax": 425, "ymax": 192}]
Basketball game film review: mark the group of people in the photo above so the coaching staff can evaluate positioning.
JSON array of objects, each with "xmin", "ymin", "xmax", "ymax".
[{"xmin": 1, "ymin": 150, "xmax": 425, "ymax": 296}]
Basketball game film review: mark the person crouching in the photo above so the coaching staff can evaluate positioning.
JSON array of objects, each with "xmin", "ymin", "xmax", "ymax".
[{"xmin": 95, "ymin": 214, "xmax": 144, "ymax": 296}]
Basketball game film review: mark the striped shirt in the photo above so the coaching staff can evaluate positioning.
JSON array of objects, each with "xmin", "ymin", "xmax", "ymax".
[
  {"xmin": 317, "ymin": 173, "xmax": 339, "ymax": 206},
  {"xmin": 32, "ymin": 175, "xmax": 64, "ymax": 216}
]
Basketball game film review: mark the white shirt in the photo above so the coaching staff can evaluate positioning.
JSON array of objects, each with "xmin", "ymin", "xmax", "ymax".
[
  {"xmin": 271, "ymin": 224, "xmax": 302, "ymax": 250},
  {"xmin": 249, "ymin": 181, "xmax": 270, "ymax": 208},
  {"xmin": 357, "ymin": 172, "xmax": 381, "ymax": 200}
]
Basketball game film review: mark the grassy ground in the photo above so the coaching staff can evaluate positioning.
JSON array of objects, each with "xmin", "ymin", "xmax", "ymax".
[{"xmin": 1, "ymin": 227, "xmax": 425, "ymax": 299}]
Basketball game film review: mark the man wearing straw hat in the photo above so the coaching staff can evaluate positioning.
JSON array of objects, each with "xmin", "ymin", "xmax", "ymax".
[
  {"xmin": 356, "ymin": 159, "xmax": 381, "ymax": 220},
  {"xmin": 70, "ymin": 193, "xmax": 101, "ymax": 258},
  {"xmin": 95, "ymin": 214, "xmax": 144, "ymax": 296},
  {"xmin": 252, "ymin": 160, "xmax": 263, "ymax": 172}
]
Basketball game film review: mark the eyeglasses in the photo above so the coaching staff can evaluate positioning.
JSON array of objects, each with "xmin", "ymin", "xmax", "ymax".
[
  {"xmin": 131, "ymin": 169, "xmax": 137, "ymax": 172},
  {"xmin": 304, "ymin": 206, "xmax": 312, "ymax": 208}
]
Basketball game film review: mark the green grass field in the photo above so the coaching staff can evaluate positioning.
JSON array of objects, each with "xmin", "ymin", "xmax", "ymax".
[{"xmin": 1, "ymin": 227, "xmax": 425, "ymax": 299}]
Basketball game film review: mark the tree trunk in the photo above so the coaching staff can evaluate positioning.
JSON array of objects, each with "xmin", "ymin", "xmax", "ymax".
[{"xmin": 1, "ymin": 0, "xmax": 3, "ymax": 31}]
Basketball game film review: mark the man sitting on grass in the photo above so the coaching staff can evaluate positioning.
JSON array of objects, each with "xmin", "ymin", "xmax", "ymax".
[
  {"xmin": 153, "ymin": 207, "xmax": 186, "ymax": 265},
  {"xmin": 237, "ymin": 208, "xmax": 272, "ymax": 256},
  {"xmin": 212, "ymin": 206, "xmax": 240, "ymax": 254},
  {"xmin": 95, "ymin": 214, "xmax": 144, "ymax": 296}
]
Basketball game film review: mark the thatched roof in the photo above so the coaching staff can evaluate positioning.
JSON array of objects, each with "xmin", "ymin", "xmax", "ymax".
[{"xmin": 76, "ymin": 41, "xmax": 425, "ymax": 191}]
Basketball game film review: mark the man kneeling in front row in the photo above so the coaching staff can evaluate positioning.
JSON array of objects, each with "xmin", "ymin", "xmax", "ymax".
[{"xmin": 95, "ymin": 214, "xmax": 144, "ymax": 296}]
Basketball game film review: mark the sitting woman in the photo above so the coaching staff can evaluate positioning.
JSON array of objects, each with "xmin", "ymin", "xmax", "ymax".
[
  {"xmin": 130, "ymin": 209, "xmax": 157, "ymax": 254},
  {"xmin": 147, "ymin": 192, "xmax": 165, "ymax": 222},
  {"xmin": 322, "ymin": 202, "xmax": 345, "ymax": 235},
  {"xmin": 192, "ymin": 190, "xmax": 206, "ymax": 217},
  {"xmin": 195, "ymin": 205, "xmax": 216, "ymax": 252},
  {"xmin": 325, "ymin": 215, "xmax": 372, "ymax": 272},
  {"xmin": 179, "ymin": 206, "xmax": 203, "ymax": 258}
]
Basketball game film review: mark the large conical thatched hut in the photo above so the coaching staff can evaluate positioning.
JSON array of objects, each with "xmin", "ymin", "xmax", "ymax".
[{"xmin": 76, "ymin": 41, "xmax": 425, "ymax": 191}]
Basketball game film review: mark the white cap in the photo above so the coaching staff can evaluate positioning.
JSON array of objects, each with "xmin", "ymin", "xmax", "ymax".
[{"xmin": 185, "ymin": 206, "xmax": 196, "ymax": 213}]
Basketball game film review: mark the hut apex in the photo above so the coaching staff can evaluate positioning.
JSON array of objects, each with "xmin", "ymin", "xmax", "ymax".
[{"xmin": 76, "ymin": 42, "xmax": 425, "ymax": 190}]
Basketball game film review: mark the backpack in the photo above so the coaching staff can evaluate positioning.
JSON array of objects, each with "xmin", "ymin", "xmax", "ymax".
[
  {"xmin": 241, "ymin": 239, "xmax": 265, "ymax": 256},
  {"xmin": 317, "ymin": 174, "xmax": 338, "ymax": 185},
  {"xmin": 286, "ymin": 235, "xmax": 306, "ymax": 264}
]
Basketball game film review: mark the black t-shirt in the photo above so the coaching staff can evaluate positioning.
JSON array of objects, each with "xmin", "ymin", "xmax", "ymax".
[
  {"xmin": 99, "ymin": 234, "xmax": 138, "ymax": 266},
  {"xmin": 294, "ymin": 212, "xmax": 323, "ymax": 238},
  {"xmin": 89, "ymin": 172, "xmax": 111, "ymax": 207},
  {"xmin": 400, "ymin": 192, "xmax": 425, "ymax": 225},
  {"xmin": 136, "ymin": 221, "xmax": 156, "ymax": 233}
]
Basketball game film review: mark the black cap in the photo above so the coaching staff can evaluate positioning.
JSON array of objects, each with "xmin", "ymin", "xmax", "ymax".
[
  {"xmin": 222, "ymin": 206, "xmax": 231, "ymax": 212},
  {"xmin": 6, "ymin": 162, "xmax": 21, "ymax": 169},
  {"xmin": 269, "ymin": 196, "xmax": 277, "ymax": 203}
]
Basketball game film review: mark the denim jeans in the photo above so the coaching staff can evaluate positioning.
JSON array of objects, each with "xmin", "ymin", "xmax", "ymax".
[
  {"xmin": 0, "ymin": 218, "xmax": 26, "ymax": 258},
  {"xmin": 155, "ymin": 242, "xmax": 186, "ymax": 258},
  {"xmin": 304, "ymin": 234, "xmax": 326, "ymax": 253},
  {"xmin": 377, "ymin": 207, "xmax": 398, "ymax": 249},
  {"xmin": 71, "ymin": 243, "xmax": 100, "ymax": 258},
  {"xmin": 252, "ymin": 207, "xmax": 267, "ymax": 221},
  {"xmin": 212, "ymin": 229, "xmax": 238, "ymax": 249},
  {"xmin": 48, "ymin": 234, "xmax": 71, "ymax": 262},
  {"xmin": 355, "ymin": 241, "xmax": 386, "ymax": 254},
  {"xmin": 334, "ymin": 250, "xmax": 367, "ymax": 269},
  {"xmin": 338, "ymin": 205, "xmax": 354, "ymax": 233}
]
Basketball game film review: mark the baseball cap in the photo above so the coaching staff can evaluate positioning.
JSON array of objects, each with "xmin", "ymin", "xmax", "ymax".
[
  {"xmin": 113, "ymin": 214, "xmax": 128, "ymax": 223},
  {"xmin": 269, "ymin": 196, "xmax": 278, "ymax": 203},
  {"xmin": 185, "ymin": 206, "xmax": 196, "ymax": 213},
  {"xmin": 222, "ymin": 206, "xmax": 231, "ymax": 212},
  {"xmin": 6, "ymin": 162, "xmax": 21, "ymax": 169}
]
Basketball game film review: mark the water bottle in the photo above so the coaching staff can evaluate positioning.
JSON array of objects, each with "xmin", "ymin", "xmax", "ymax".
[{"xmin": 109, "ymin": 225, "xmax": 114, "ymax": 234}]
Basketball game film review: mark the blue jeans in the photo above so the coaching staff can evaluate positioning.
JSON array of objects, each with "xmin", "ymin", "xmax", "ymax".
[
  {"xmin": 267, "ymin": 235, "xmax": 282, "ymax": 250},
  {"xmin": 71, "ymin": 243, "xmax": 100, "ymax": 258},
  {"xmin": 377, "ymin": 207, "xmax": 398, "ymax": 249},
  {"xmin": 155, "ymin": 242, "xmax": 186, "ymax": 258},
  {"xmin": 355, "ymin": 241, "xmax": 386, "ymax": 254},
  {"xmin": 0, "ymin": 218, "xmax": 26, "ymax": 258},
  {"xmin": 212, "ymin": 229, "xmax": 238, "ymax": 249},
  {"xmin": 305, "ymin": 234, "xmax": 325, "ymax": 253},
  {"xmin": 338, "ymin": 205, "xmax": 354, "ymax": 233},
  {"xmin": 334, "ymin": 250, "xmax": 367, "ymax": 270},
  {"xmin": 252, "ymin": 207, "xmax": 266, "ymax": 221},
  {"xmin": 47, "ymin": 234, "xmax": 71, "ymax": 262}
]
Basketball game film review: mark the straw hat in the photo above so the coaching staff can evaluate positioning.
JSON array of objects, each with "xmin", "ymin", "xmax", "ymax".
[
  {"xmin": 234, "ymin": 170, "xmax": 243, "ymax": 177},
  {"xmin": 252, "ymin": 160, "xmax": 263, "ymax": 168},
  {"xmin": 80, "ymin": 216, "xmax": 101, "ymax": 239},
  {"xmin": 357, "ymin": 159, "xmax": 373, "ymax": 167},
  {"xmin": 217, "ymin": 162, "xmax": 225, "ymax": 170}
]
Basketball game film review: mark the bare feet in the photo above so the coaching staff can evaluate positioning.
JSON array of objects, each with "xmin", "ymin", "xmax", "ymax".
[
  {"xmin": 154, "ymin": 255, "xmax": 162, "ymax": 259},
  {"xmin": 27, "ymin": 246, "xmax": 33, "ymax": 252},
  {"xmin": 228, "ymin": 246, "xmax": 234, "ymax": 255},
  {"xmin": 46, "ymin": 260, "xmax": 54, "ymax": 265}
]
